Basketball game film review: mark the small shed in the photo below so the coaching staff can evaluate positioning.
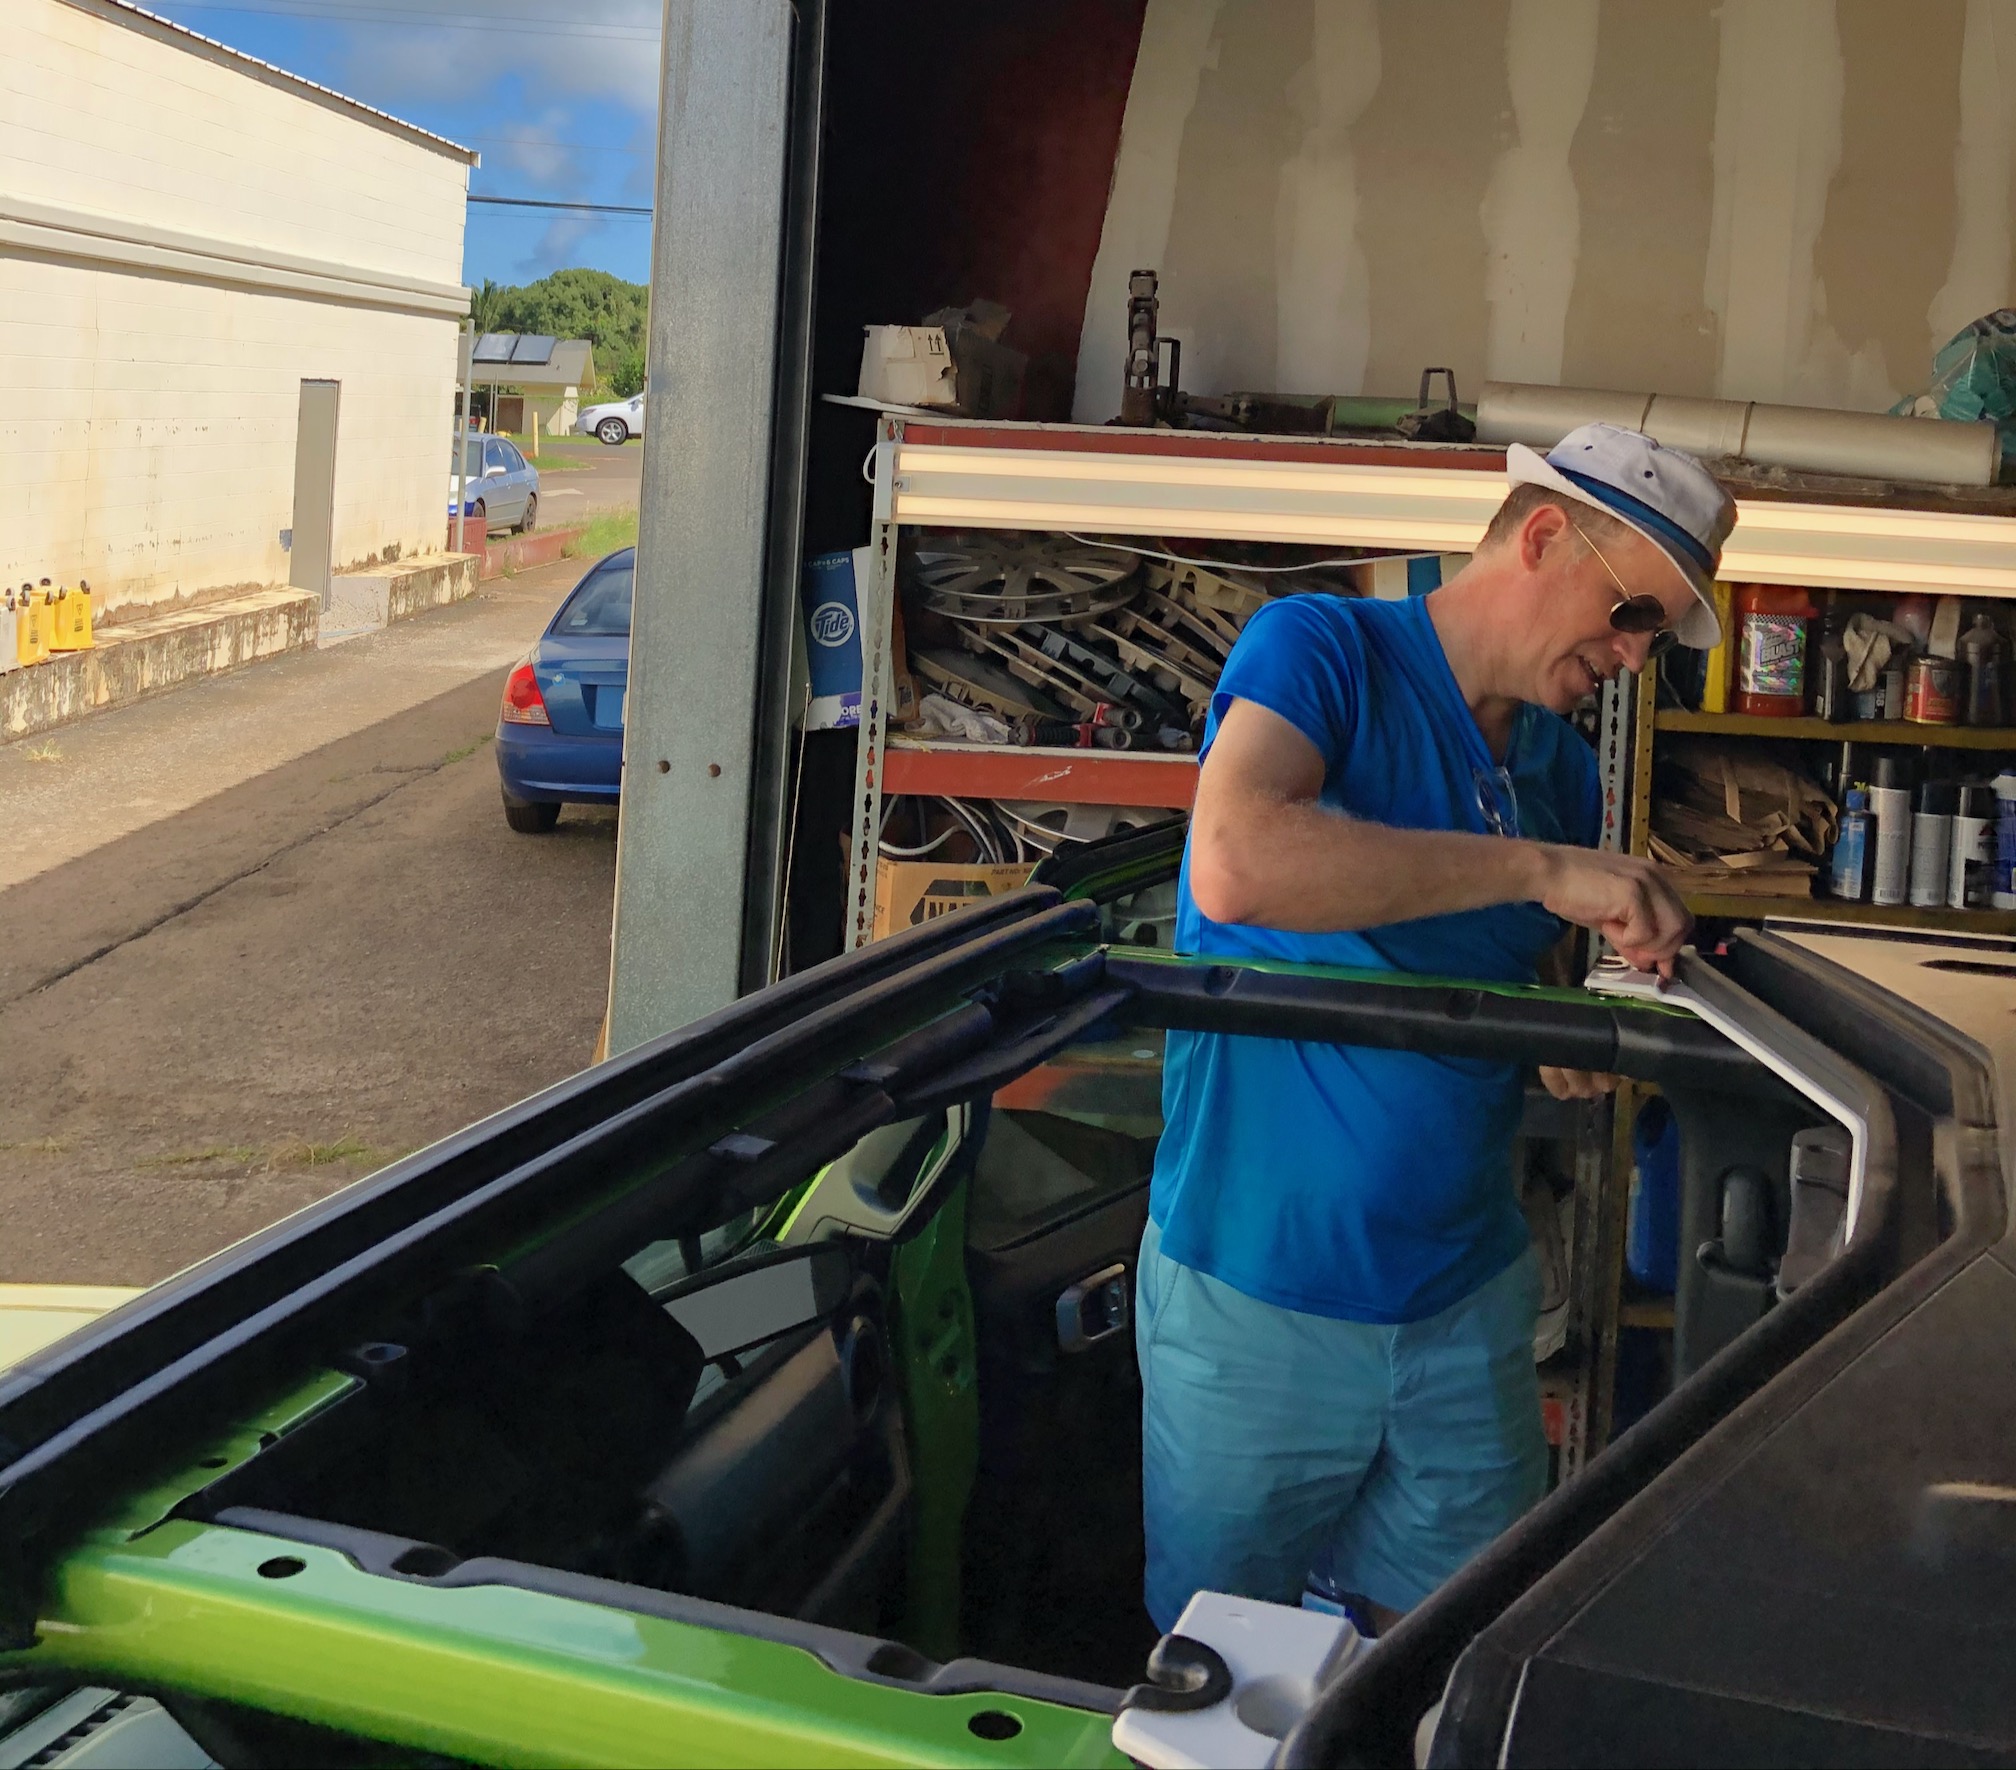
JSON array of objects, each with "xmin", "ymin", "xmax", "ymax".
[{"xmin": 469, "ymin": 335, "xmax": 595, "ymax": 440}]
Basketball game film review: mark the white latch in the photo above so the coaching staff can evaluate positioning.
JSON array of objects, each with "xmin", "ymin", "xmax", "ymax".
[{"xmin": 1112, "ymin": 1591, "xmax": 1362, "ymax": 1770}]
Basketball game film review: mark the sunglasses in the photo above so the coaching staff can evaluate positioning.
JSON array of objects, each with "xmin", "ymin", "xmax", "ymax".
[{"xmin": 1568, "ymin": 518, "xmax": 1680, "ymax": 660}]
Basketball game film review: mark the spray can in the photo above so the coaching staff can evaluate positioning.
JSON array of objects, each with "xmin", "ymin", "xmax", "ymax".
[
  {"xmin": 1909, "ymin": 779, "xmax": 1957, "ymax": 908},
  {"xmin": 1996, "ymin": 773, "xmax": 2016, "ymax": 910},
  {"xmin": 1870, "ymin": 755, "xmax": 1913, "ymax": 908},
  {"xmin": 1829, "ymin": 788, "xmax": 1871, "ymax": 900},
  {"xmin": 1950, "ymin": 782, "xmax": 1997, "ymax": 910}
]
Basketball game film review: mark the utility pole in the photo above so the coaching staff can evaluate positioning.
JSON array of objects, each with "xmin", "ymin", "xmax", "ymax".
[
  {"xmin": 453, "ymin": 319, "xmax": 473, "ymax": 555},
  {"xmin": 605, "ymin": 0, "xmax": 825, "ymax": 1055}
]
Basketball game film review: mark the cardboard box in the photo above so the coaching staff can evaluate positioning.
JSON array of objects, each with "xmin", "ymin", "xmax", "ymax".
[
  {"xmin": 872, "ymin": 859, "xmax": 1035, "ymax": 941},
  {"xmin": 859, "ymin": 326, "xmax": 958, "ymax": 407},
  {"xmin": 802, "ymin": 546, "xmax": 869, "ymax": 729}
]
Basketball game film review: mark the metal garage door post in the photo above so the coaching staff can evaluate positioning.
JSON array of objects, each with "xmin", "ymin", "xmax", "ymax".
[{"xmin": 606, "ymin": 0, "xmax": 821, "ymax": 1055}]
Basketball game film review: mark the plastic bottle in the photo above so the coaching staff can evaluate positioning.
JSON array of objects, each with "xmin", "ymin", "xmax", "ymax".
[
  {"xmin": 1950, "ymin": 782, "xmax": 1997, "ymax": 909},
  {"xmin": 1733, "ymin": 584, "xmax": 1816, "ymax": 716},
  {"xmin": 1829, "ymin": 788, "xmax": 1871, "ymax": 901},
  {"xmin": 1627, "ymin": 1098, "xmax": 1680, "ymax": 1292},
  {"xmin": 1811, "ymin": 612, "xmax": 1851, "ymax": 723},
  {"xmin": 1909, "ymin": 779, "xmax": 1957, "ymax": 908},
  {"xmin": 1870, "ymin": 755, "xmax": 1913, "ymax": 907},
  {"xmin": 1893, "ymin": 594, "xmax": 1935, "ymax": 652},
  {"xmin": 19, "ymin": 582, "xmax": 48, "ymax": 665},
  {"xmin": 1996, "ymin": 773, "xmax": 2016, "ymax": 910},
  {"xmin": 1962, "ymin": 612, "xmax": 2004, "ymax": 727},
  {"xmin": 0, "ymin": 590, "xmax": 16, "ymax": 675}
]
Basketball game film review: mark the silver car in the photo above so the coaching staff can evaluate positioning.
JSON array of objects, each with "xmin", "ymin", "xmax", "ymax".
[{"xmin": 448, "ymin": 434, "xmax": 540, "ymax": 534}]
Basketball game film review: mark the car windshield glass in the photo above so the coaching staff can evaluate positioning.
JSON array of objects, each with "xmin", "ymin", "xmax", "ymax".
[
  {"xmin": 555, "ymin": 557, "xmax": 633, "ymax": 635},
  {"xmin": 453, "ymin": 440, "xmax": 484, "ymax": 476}
]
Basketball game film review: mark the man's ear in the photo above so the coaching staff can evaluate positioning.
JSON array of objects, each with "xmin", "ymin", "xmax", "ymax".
[{"xmin": 1519, "ymin": 500, "xmax": 1574, "ymax": 572}]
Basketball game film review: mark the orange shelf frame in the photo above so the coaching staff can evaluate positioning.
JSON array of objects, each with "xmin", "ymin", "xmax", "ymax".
[{"xmin": 881, "ymin": 740, "xmax": 1197, "ymax": 809}]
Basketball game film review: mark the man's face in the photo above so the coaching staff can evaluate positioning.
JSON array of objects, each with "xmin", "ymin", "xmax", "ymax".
[{"xmin": 1518, "ymin": 507, "xmax": 1696, "ymax": 714}]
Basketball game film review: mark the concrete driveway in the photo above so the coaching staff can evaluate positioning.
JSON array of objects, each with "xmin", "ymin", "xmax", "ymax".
[{"xmin": 0, "ymin": 554, "xmax": 618, "ymax": 1285}]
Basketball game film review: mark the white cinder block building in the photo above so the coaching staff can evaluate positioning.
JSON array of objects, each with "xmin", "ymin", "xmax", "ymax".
[{"xmin": 0, "ymin": 0, "xmax": 475, "ymax": 616}]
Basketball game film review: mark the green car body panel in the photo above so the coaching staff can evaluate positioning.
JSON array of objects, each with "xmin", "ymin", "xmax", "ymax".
[{"xmin": 0, "ymin": 831, "xmax": 1750, "ymax": 1768}]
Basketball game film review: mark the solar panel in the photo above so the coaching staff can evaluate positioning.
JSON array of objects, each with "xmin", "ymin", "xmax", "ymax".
[
  {"xmin": 472, "ymin": 333, "xmax": 515, "ymax": 363},
  {"xmin": 510, "ymin": 335, "xmax": 557, "ymax": 365}
]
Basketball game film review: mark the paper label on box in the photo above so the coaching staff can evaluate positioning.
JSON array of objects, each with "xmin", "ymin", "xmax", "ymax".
[{"xmin": 802, "ymin": 547, "xmax": 866, "ymax": 730}]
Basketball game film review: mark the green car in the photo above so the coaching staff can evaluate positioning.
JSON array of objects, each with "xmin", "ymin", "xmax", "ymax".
[{"xmin": 0, "ymin": 823, "xmax": 2003, "ymax": 1767}]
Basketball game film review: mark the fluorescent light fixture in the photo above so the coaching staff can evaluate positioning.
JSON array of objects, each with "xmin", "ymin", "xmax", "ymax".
[{"xmin": 887, "ymin": 439, "xmax": 2016, "ymax": 599}]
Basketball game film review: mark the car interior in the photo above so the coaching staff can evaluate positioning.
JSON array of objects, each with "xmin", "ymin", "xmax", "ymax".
[{"xmin": 149, "ymin": 895, "xmax": 1875, "ymax": 1747}]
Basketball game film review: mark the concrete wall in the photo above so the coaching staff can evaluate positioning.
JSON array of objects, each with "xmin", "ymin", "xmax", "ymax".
[
  {"xmin": 0, "ymin": 0, "xmax": 473, "ymax": 614},
  {"xmin": 1075, "ymin": 0, "xmax": 2016, "ymax": 423}
]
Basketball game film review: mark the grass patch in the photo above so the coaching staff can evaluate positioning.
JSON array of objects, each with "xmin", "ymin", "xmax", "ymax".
[
  {"xmin": 441, "ymin": 733, "xmax": 495, "ymax": 766},
  {"xmin": 493, "ymin": 433, "xmax": 610, "ymax": 472},
  {"xmin": 0, "ymin": 1137, "xmax": 68, "ymax": 1156},
  {"xmin": 273, "ymin": 1135, "xmax": 381, "ymax": 1168},
  {"xmin": 142, "ymin": 1135, "xmax": 390, "ymax": 1173},
  {"xmin": 564, "ymin": 507, "xmax": 639, "ymax": 560},
  {"xmin": 146, "ymin": 1144, "xmax": 262, "ymax": 1168},
  {"xmin": 23, "ymin": 742, "xmax": 61, "ymax": 764}
]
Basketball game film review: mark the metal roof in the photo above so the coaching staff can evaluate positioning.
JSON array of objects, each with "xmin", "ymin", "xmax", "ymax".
[{"xmin": 71, "ymin": 0, "xmax": 480, "ymax": 166}]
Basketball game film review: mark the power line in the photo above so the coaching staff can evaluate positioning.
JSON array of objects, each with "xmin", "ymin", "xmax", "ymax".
[
  {"xmin": 468, "ymin": 194, "xmax": 652, "ymax": 215},
  {"xmin": 468, "ymin": 135, "xmax": 643, "ymax": 156},
  {"xmin": 161, "ymin": 1, "xmax": 657, "ymax": 40}
]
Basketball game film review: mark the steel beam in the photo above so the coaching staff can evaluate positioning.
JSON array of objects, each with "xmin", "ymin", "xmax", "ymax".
[{"xmin": 609, "ymin": 0, "xmax": 810, "ymax": 1054}]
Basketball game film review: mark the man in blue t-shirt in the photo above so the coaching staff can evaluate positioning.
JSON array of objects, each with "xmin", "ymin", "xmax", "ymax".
[{"xmin": 1140, "ymin": 423, "xmax": 1736, "ymax": 1634}]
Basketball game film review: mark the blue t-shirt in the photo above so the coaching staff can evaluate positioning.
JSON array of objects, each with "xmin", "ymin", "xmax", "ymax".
[{"xmin": 1149, "ymin": 593, "xmax": 1601, "ymax": 1324}]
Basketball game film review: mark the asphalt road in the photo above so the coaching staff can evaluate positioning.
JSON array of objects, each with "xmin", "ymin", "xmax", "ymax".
[
  {"xmin": 0, "ymin": 555, "xmax": 616, "ymax": 1286},
  {"xmin": 528, "ymin": 435, "xmax": 642, "ymax": 522}
]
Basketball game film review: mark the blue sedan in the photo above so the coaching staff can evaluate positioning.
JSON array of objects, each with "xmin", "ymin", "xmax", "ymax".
[{"xmin": 495, "ymin": 547, "xmax": 630, "ymax": 831}]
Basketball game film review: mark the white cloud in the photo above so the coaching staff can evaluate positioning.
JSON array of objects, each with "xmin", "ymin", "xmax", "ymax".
[
  {"xmin": 488, "ymin": 107, "xmax": 586, "ymax": 190},
  {"xmin": 519, "ymin": 212, "xmax": 606, "ymax": 277}
]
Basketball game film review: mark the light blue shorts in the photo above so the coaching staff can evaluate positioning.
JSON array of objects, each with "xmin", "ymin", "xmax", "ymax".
[{"xmin": 1137, "ymin": 1216, "xmax": 1547, "ymax": 1630}]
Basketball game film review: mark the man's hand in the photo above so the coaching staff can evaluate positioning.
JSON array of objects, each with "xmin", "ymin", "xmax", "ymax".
[
  {"xmin": 1531, "ymin": 847, "xmax": 1692, "ymax": 976},
  {"xmin": 1539, "ymin": 1065, "xmax": 1620, "ymax": 1100}
]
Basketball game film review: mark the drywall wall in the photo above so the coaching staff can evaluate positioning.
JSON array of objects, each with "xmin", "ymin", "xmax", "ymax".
[{"xmin": 1075, "ymin": 0, "xmax": 2016, "ymax": 422}]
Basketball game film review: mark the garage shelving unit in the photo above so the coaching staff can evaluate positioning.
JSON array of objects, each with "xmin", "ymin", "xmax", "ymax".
[{"xmin": 841, "ymin": 411, "xmax": 2016, "ymax": 1467}]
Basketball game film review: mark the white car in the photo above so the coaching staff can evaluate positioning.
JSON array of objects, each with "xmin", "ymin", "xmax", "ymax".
[{"xmin": 579, "ymin": 393, "xmax": 643, "ymax": 445}]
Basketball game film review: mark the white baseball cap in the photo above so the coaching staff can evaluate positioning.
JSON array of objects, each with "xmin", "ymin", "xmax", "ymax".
[{"xmin": 1505, "ymin": 422, "xmax": 1736, "ymax": 649}]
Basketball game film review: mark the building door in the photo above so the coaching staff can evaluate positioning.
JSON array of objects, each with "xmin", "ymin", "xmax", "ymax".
[{"xmin": 289, "ymin": 379, "xmax": 341, "ymax": 605}]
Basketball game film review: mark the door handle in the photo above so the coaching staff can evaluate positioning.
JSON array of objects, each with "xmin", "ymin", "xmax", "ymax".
[{"xmin": 1057, "ymin": 1262, "xmax": 1130, "ymax": 1353}]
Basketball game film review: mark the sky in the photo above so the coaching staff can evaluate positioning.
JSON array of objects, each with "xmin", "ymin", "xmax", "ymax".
[{"xmin": 143, "ymin": 0, "xmax": 660, "ymax": 288}]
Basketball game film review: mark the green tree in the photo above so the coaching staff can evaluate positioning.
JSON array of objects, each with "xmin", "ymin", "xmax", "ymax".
[
  {"xmin": 469, "ymin": 277, "xmax": 509, "ymax": 334},
  {"xmin": 469, "ymin": 268, "xmax": 649, "ymax": 392}
]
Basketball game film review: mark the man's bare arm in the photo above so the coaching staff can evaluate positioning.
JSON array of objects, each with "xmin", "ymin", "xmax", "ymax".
[{"xmin": 1187, "ymin": 700, "xmax": 1692, "ymax": 972}]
